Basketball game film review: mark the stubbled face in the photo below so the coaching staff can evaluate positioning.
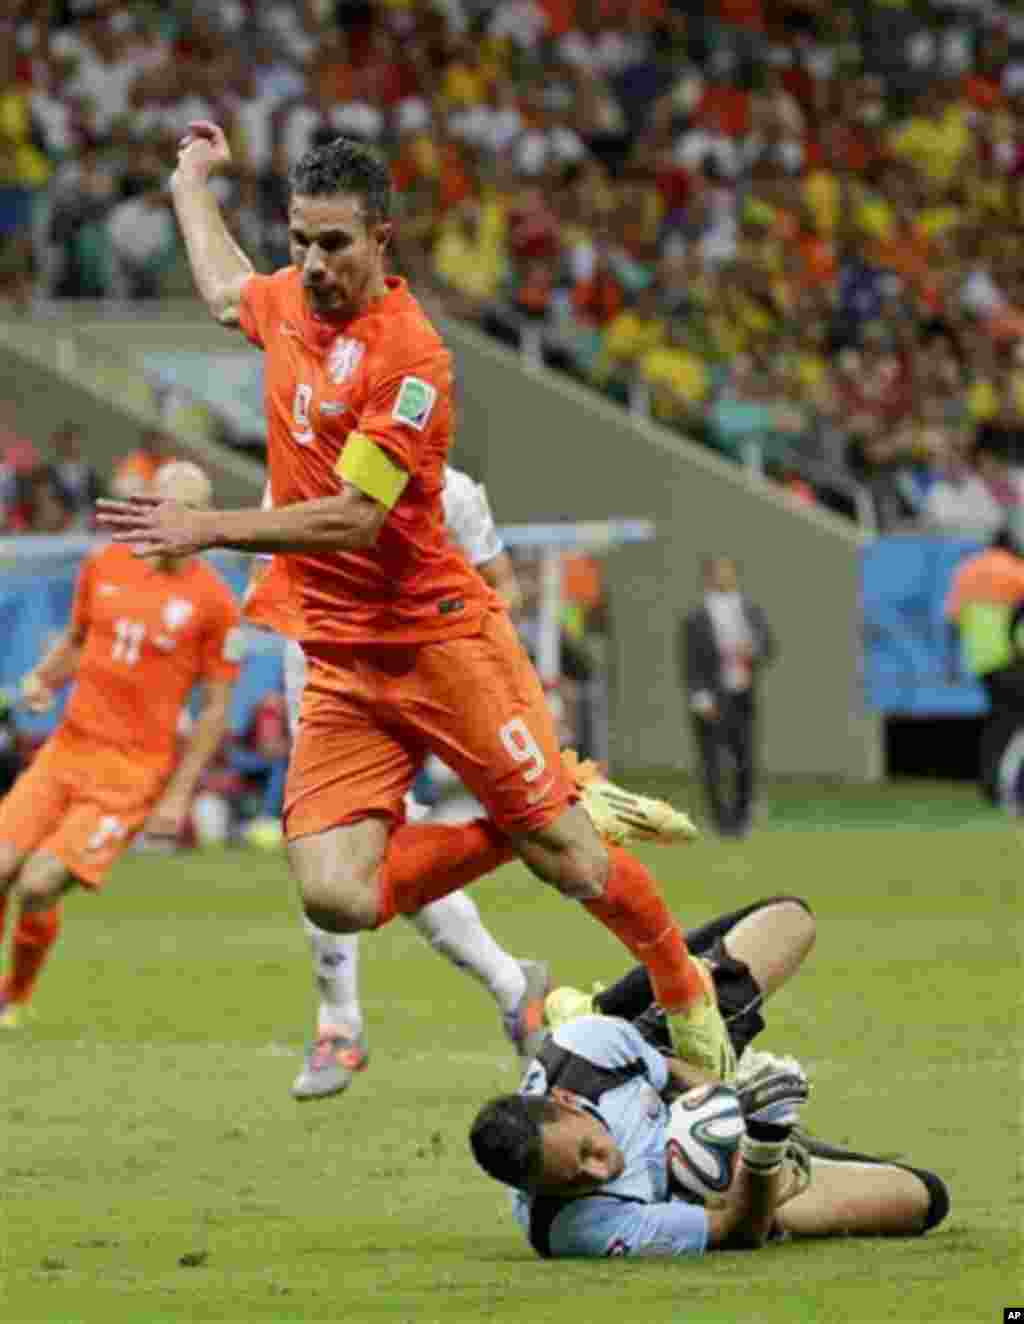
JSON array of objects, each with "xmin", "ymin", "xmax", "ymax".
[
  {"xmin": 289, "ymin": 193, "xmax": 390, "ymax": 322},
  {"xmin": 536, "ymin": 1101, "xmax": 626, "ymax": 1196}
]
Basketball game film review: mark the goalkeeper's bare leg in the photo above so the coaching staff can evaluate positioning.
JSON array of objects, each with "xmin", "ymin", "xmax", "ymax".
[
  {"xmin": 546, "ymin": 895, "xmax": 816, "ymax": 1061},
  {"xmin": 778, "ymin": 1156, "xmax": 948, "ymax": 1238}
]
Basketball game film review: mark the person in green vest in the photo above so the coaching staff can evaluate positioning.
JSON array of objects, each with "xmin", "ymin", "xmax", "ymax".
[{"xmin": 945, "ymin": 515, "xmax": 1024, "ymax": 809}]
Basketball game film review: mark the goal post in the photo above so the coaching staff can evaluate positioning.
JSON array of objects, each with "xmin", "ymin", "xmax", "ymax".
[{"xmin": 498, "ymin": 519, "xmax": 656, "ymax": 764}]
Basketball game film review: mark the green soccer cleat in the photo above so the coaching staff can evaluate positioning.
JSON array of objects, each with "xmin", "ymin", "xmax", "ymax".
[
  {"xmin": 543, "ymin": 985, "xmax": 599, "ymax": 1032},
  {"xmin": 563, "ymin": 751, "xmax": 699, "ymax": 847},
  {"xmin": 667, "ymin": 959, "xmax": 737, "ymax": 1082}
]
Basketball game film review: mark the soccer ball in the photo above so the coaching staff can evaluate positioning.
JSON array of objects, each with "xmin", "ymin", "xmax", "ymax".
[{"xmin": 666, "ymin": 1084, "xmax": 745, "ymax": 1207}]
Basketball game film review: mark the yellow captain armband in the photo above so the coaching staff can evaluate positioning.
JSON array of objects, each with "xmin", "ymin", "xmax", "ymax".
[{"xmin": 334, "ymin": 432, "xmax": 410, "ymax": 510}]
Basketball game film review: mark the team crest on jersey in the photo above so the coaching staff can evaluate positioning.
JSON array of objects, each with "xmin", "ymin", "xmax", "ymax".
[
  {"xmin": 327, "ymin": 337, "xmax": 365, "ymax": 385},
  {"xmin": 163, "ymin": 598, "xmax": 194, "ymax": 632}
]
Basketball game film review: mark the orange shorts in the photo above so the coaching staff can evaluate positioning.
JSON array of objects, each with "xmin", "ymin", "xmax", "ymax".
[
  {"xmin": 0, "ymin": 731, "xmax": 166, "ymax": 887},
  {"xmin": 285, "ymin": 608, "xmax": 573, "ymax": 839}
]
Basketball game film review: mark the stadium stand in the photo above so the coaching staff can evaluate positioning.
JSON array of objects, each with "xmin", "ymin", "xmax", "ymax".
[{"xmin": 1, "ymin": 0, "xmax": 1022, "ymax": 532}]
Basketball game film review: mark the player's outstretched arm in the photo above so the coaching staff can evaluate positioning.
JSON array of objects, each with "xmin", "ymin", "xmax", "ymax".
[
  {"xmin": 22, "ymin": 624, "xmax": 85, "ymax": 712},
  {"xmin": 479, "ymin": 551, "xmax": 523, "ymax": 616},
  {"xmin": 96, "ymin": 485, "xmax": 389, "ymax": 559},
  {"xmin": 147, "ymin": 677, "xmax": 233, "ymax": 840},
  {"xmin": 170, "ymin": 121, "xmax": 254, "ymax": 327}
]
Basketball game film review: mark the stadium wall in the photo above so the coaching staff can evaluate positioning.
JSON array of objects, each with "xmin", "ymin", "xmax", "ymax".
[
  {"xmin": 1, "ymin": 303, "xmax": 881, "ymax": 779},
  {"xmin": 0, "ymin": 317, "xmax": 263, "ymax": 505},
  {"xmin": 437, "ymin": 315, "xmax": 882, "ymax": 780}
]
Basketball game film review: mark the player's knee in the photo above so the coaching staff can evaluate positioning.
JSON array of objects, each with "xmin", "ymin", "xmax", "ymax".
[
  {"xmin": 301, "ymin": 878, "xmax": 378, "ymax": 934},
  {"xmin": 558, "ymin": 840, "xmax": 609, "ymax": 900},
  {"xmin": 903, "ymin": 1166, "xmax": 951, "ymax": 1234},
  {"xmin": 770, "ymin": 898, "xmax": 817, "ymax": 956},
  {"xmin": 517, "ymin": 806, "xmax": 609, "ymax": 900},
  {"xmin": 524, "ymin": 841, "xmax": 607, "ymax": 900},
  {"xmin": 16, "ymin": 853, "xmax": 69, "ymax": 909},
  {"xmin": 0, "ymin": 841, "xmax": 24, "ymax": 888}
]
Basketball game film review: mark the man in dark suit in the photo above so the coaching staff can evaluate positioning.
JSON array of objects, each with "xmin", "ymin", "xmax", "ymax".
[{"xmin": 680, "ymin": 557, "xmax": 776, "ymax": 837}]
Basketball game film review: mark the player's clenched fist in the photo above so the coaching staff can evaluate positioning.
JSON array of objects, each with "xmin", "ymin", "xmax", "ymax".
[
  {"xmin": 173, "ymin": 120, "xmax": 232, "ymax": 184},
  {"xmin": 21, "ymin": 670, "xmax": 55, "ymax": 714}
]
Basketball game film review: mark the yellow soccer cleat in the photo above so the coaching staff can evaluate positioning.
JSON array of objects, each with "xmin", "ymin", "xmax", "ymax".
[
  {"xmin": 667, "ymin": 959, "xmax": 737, "ymax": 1082},
  {"xmin": 562, "ymin": 751, "xmax": 699, "ymax": 847},
  {"xmin": 544, "ymin": 986, "xmax": 596, "ymax": 1031},
  {"xmin": 243, "ymin": 816, "xmax": 285, "ymax": 850}
]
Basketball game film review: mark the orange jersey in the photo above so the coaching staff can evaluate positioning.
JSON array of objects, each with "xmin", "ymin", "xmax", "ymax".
[
  {"xmin": 945, "ymin": 548, "xmax": 1024, "ymax": 620},
  {"xmin": 243, "ymin": 553, "xmax": 302, "ymax": 637},
  {"xmin": 61, "ymin": 543, "xmax": 243, "ymax": 776},
  {"xmin": 238, "ymin": 269, "xmax": 493, "ymax": 644}
]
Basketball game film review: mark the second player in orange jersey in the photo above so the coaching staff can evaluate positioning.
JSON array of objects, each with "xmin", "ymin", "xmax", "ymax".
[
  {"xmin": 0, "ymin": 462, "xmax": 243, "ymax": 1025},
  {"xmin": 98, "ymin": 126, "xmax": 733, "ymax": 1078}
]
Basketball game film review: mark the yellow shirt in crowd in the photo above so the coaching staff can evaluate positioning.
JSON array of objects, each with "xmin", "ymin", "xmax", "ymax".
[
  {"xmin": 966, "ymin": 378, "xmax": 999, "ymax": 423},
  {"xmin": 432, "ymin": 199, "xmax": 508, "ymax": 302},
  {"xmin": 640, "ymin": 346, "xmax": 710, "ymax": 409},
  {"xmin": 804, "ymin": 169, "xmax": 839, "ymax": 235},
  {"xmin": 889, "ymin": 105, "xmax": 971, "ymax": 186},
  {"xmin": 0, "ymin": 91, "xmax": 51, "ymax": 188},
  {"xmin": 594, "ymin": 312, "xmax": 666, "ymax": 382}
]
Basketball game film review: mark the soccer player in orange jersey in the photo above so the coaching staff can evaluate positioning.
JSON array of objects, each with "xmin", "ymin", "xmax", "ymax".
[
  {"xmin": 0, "ymin": 462, "xmax": 243, "ymax": 1025},
  {"xmin": 97, "ymin": 125, "xmax": 734, "ymax": 1078}
]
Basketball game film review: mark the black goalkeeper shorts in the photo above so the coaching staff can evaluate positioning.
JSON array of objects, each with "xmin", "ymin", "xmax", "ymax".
[{"xmin": 632, "ymin": 937, "xmax": 766, "ymax": 1060}]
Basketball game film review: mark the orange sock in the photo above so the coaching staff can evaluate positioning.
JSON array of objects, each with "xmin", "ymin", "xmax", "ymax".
[
  {"xmin": 583, "ymin": 847, "xmax": 705, "ymax": 1013},
  {"xmin": 6, "ymin": 905, "xmax": 62, "ymax": 1004},
  {"xmin": 376, "ymin": 819, "xmax": 515, "ymax": 925}
]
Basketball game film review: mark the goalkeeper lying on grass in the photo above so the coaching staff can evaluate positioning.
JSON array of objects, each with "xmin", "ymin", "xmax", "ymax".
[{"xmin": 469, "ymin": 895, "xmax": 949, "ymax": 1258}]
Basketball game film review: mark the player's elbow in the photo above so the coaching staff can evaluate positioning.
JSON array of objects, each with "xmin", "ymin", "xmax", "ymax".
[
  {"xmin": 211, "ymin": 296, "xmax": 242, "ymax": 328},
  {"xmin": 330, "ymin": 493, "xmax": 389, "ymax": 550},
  {"xmin": 725, "ymin": 1221, "xmax": 772, "ymax": 1250},
  {"xmin": 206, "ymin": 275, "xmax": 250, "ymax": 327},
  {"xmin": 705, "ymin": 1205, "xmax": 772, "ymax": 1251},
  {"xmin": 199, "ymin": 685, "xmax": 233, "ymax": 731},
  {"xmin": 347, "ymin": 518, "xmax": 384, "ymax": 551}
]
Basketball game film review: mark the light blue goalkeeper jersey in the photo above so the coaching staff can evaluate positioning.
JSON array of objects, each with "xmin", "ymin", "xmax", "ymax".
[{"xmin": 511, "ymin": 1017, "xmax": 709, "ymax": 1258}]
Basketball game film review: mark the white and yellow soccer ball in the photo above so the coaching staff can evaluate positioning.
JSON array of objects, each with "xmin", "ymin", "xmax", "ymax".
[
  {"xmin": 666, "ymin": 1078, "xmax": 814, "ymax": 1209},
  {"xmin": 666, "ymin": 1083, "xmax": 745, "ymax": 1207}
]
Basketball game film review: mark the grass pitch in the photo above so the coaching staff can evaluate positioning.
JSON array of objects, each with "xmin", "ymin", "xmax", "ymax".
[{"xmin": 2, "ymin": 779, "xmax": 1019, "ymax": 1323}]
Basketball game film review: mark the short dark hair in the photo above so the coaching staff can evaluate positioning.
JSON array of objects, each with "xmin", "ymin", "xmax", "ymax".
[
  {"xmin": 290, "ymin": 137, "xmax": 392, "ymax": 226},
  {"xmin": 469, "ymin": 1094, "xmax": 559, "ymax": 1190}
]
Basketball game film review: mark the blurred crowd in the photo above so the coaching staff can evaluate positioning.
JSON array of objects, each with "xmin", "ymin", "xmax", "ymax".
[
  {"xmin": 3, "ymin": 0, "xmax": 1024, "ymax": 530},
  {"xmin": 0, "ymin": 413, "xmax": 99, "ymax": 532},
  {"xmin": 0, "ymin": 410, "xmax": 194, "ymax": 532}
]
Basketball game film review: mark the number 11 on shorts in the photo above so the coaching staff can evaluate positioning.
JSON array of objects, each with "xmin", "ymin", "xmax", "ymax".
[{"xmin": 499, "ymin": 718, "xmax": 547, "ymax": 783}]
